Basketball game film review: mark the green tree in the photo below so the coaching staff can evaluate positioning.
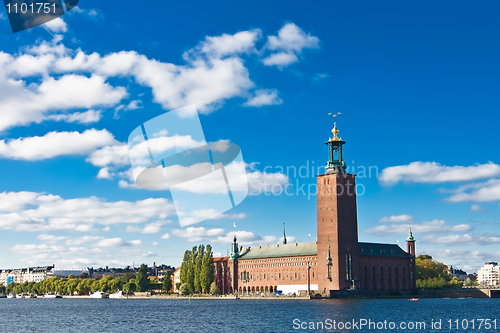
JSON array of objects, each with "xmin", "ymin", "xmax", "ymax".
[
  {"xmin": 194, "ymin": 244, "xmax": 205, "ymax": 292},
  {"xmin": 210, "ymin": 282, "xmax": 219, "ymax": 295},
  {"xmin": 179, "ymin": 283, "xmax": 190, "ymax": 295},
  {"xmin": 200, "ymin": 244, "xmax": 215, "ymax": 293},
  {"xmin": 0, "ymin": 284, "xmax": 5, "ymax": 295},
  {"xmin": 136, "ymin": 264, "xmax": 150, "ymax": 292},
  {"xmin": 163, "ymin": 273, "xmax": 172, "ymax": 292},
  {"xmin": 123, "ymin": 280, "xmax": 137, "ymax": 294}
]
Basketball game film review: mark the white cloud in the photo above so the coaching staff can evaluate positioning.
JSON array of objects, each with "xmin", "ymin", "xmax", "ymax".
[
  {"xmin": 469, "ymin": 204, "xmax": 484, "ymax": 212},
  {"xmin": 212, "ymin": 230, "xmax": 294, "ymax": 246},
  {"xmin": 86, "ymin": 144, "xmax": 130, "ymax": 168},
  {"xmin": 188, "ymin": 29, "xmax": 261, "ymax": 58},
  {"xmin": 379, "ymin": 161, "xmax": 500, "ymax": 186},
  {"xmin": 68, "ymin": 235, "xmax": 103, "ymax": 245},
  {"xmin": 94, "ymin": 238, "xmax": 143, "ymax": 247},
  {"xmin": 261, "ymin": 52, "xmax": 298, "ymax": 67},
  {"xmin": 172, "ymin": 227, "xmax": 226, "ymax": 242},
  {"xmin": 97, "ymin": 167, "xmax": 114, "ymax": 180},
  {"xmin": 243, "ymin": 89, "xmax": 283, "ymax": 107},
  {"xmin": 125, "ymin": 221, "xmax": 169, "ymax": 234},
  {"xmin": 363, "ymin": 220, "xmax": 473, "ymax": 236},
  {"xmin": 46, "ymin": 109, "xmax": 102, "ymax": 124},
  {"xmin": 44, "ymin": 18, "xmax": 68, "ymax": 33},
  {"xmin": 37, "ymin": 234, "xmax": 67, "ymax": 243},
  {"xmin": 446, "ymin": 179, "xmax": 500, "ymax": 203},
  {"xmin": 0, "ymin": 129, "xmax": 116, "ymax": 161},
  {"xmin": 422, "ymin": 233, "xmax": 500, "ymax": 246},
  {"xmin": 0, "ymin": 191, "xmax": 175, "ymax": 232},
  {"xmin": 262, "ymin": 23, "xmax": 320, "ymax": 68},
  {"xmin": 378, "ymin": 215, "xmax": 413, "ymax": 223},
  {"xmin": 0, "ymin": 23, "xmax": 319, "ymax": 134},
  {"xmin": 0, "ymin": 73, "xmax": 127, "ymax": 132},
  {"xmin": 161, "ymin": 233, "xmax": 170, "ymax": 240},
  {"xmin": 265, "ymin": 23, "xmax": 320, "ymax": 53},
  {"xmin": 124, "ymin": 100, "xmax": 142, "ymax": 110}
]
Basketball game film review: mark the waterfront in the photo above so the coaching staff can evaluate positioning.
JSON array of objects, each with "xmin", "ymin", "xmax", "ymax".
[{"xmin": 0, "ymin": 298, "xmax": 498, "ymax": 332}]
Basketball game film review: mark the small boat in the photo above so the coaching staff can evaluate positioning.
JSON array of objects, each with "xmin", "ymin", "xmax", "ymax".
[
  {"xmin": 7, "ymin": 293, "xmax": 16, "ymax": 299},
  {"xmin": 0, "ymin": 295, "xmax": 6, "ymax": 299},
  {"xmin": 409, "ymin": 298, "xmax": 419, "ymax": 301},
  {"xmin": 90, "ymin": 291, "xmax": 108, "ymax": 299},
  {"xmin": 109, "ymin": 291, "xmax": 125, "ymax": 299},
  {"xmin": 44, "ymin": 294, "xmax": 62, "ymax": 298},
  {"xmin": 17, "ymin": 294, "xmax": 25, "ymax": 298}
]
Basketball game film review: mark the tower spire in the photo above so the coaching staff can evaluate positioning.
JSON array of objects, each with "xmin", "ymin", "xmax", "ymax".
[
  {"xmin": 326, "ymin": 112, "xmax": 346, "ymax": 172},
  {"xmin": 282, "ymin": 223, "xmax": 287, "ymax": 245},
  {"xmin": 406, "ymin": 221, "xmax": 416, "ymax": 256}
]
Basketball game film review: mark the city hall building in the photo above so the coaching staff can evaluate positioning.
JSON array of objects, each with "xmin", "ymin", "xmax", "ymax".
[{"xmin": 213, "ymin": 122, "xmax": 416, "ymax": 296}]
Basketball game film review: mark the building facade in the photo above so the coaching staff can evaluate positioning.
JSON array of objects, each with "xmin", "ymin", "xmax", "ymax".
[
  {"xmin": 477, "ymin": 262, "xmax": 500, "ymax": 286},
  {"xmin": 0, "ymin": 265, "xmax": 54, "ymax": 285},
  {"xmin": 212, "ymin": 121, "xmax": 416, "ymax": 295}
]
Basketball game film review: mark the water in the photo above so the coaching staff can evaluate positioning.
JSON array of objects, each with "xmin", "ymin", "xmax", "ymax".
[{"xmin": 0, "ymin": 298, "xmax": 498, "ymax": 332}]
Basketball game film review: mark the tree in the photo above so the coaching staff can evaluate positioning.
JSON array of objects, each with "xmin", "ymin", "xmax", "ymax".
[
  {"xmin": 163, "ymin": 273, "xmax": 172, "ymax": 292},
  {"xmin": 200, "ymin": 245, "xmax": 215, "ymax": 293},
  {"xmin": 136, "ymin": 264, "xmax": 150, "ymax": 292},
  {"xmin": 123, "ymin": 280, "xmax": 136, "ymax": 294},
  {"xmin": 210, "ymin": 282, "xmax": 219, "ymax": 295},
  {"xmin": 415, "ymin": 255, "xmax": 463, "ymax": 289},
  {"xmin": 179, "ymin": 283, "xmax": 190, "ymax": 295},
  {"xmin": 0, "ymin": 284, "xmax": 5, "ymax": 295},
  {"xmin": 194, "ymin": 245, "xmax": 205, "ymax": 292}
]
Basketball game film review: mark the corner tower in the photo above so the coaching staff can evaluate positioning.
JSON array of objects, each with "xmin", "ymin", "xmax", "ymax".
[{"xmin": 317, "ymin": 119, "xmax": 359, "ymax": 292}]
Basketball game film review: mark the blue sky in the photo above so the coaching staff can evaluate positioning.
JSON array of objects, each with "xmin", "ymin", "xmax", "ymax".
[{"xmin": 0, "ymin": 0, "xmax": 499, "ymax": 273}]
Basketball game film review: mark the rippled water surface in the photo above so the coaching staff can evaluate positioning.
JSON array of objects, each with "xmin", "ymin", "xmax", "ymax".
[{"xmin": 0, "ymin": 298, "xmax": 499, "ymax": 332}]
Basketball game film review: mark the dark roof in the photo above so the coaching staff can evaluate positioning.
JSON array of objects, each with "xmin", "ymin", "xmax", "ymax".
[
  {"xmin": 358, "ymin": 242, "xmax": 410, "ymax": 258},
  {"xmin": 238, "ymin": 242, "xmax": 317, "ymax": 260}
]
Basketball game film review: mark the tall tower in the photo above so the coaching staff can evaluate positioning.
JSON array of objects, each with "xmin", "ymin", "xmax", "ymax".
[
  {"xmin": 406, "ymin": 227, "xmax": 416, "ymax": 256},
  {"xmin": 317, "ymin": 121, "xmax": 359, "ymax": 292}
]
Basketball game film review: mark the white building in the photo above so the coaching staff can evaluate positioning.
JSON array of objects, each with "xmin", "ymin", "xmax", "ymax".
[
  {"xmin": 0, "ymin": 266, "xmax": 54, "ymax": 286},
  {"xmin": 477, "ymin": 262, "xmax": 500, "ymax": 287}
]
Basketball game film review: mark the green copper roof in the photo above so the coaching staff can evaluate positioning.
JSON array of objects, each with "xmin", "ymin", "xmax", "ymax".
[
  {"xmin": 238, "ymin": 242, "xmax": 317, "ymax": 260},
  {"xmin": 358, "ymin": 242, "xmax": 410, "ymax": 258},
  {"xmin": 407, "ymin": 228, "xmax": 415, "ymax": 241}
]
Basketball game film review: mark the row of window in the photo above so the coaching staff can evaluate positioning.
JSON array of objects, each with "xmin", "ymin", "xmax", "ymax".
[{"xmin": 240, "ymin": 270, "xmax": 315, "ymax": 282}]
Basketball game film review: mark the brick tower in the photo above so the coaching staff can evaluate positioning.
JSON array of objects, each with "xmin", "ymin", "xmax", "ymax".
[{"xmin": 317, "ymin": 121, "xmax": 360, "ymax": 292}]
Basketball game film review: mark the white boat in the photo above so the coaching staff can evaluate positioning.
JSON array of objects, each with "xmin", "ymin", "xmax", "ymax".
[
  {"xmin": 109, "ymin": 291, "xmax": 125, "ymax": 299},
  {"xmin": 7, "ymin": 293, "xmax": 16, "ymax": 299},
  {"xmin": 44, "ymin": 294, "xmax": 62, "ymax": 298},
  {"xmin": 90, "ymin": 291, "xmax": 108, "ymax": 299}
]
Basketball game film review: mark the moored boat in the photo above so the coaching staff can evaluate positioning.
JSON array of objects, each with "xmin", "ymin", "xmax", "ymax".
[
  {"xmin": 90, "ymin": 291, "xmax": 108, "ymax": 299},
  {"xmin": 109, "ymin": 291, "xmax": 125, "ymax": 299},
  {"xmin": 7, "ymin": 293, "xmax": 16, "ymax": 299},
  {"xmin": 44, "ymin": 294, "xmax": 62, "ymax": 298}
]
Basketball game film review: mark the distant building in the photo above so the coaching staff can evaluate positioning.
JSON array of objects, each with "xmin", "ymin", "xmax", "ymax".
[
  {"xmin": 448, "ymin": 266, "xmax": 468, "ymax": 281},
  {"xmin": 52, "ymin": 269, "xmax": 88, "ymax": 278},
  {"xmin": 477, "ymin": 262, "xmax": 500, "ymax": 287},
  {"xmin": 172, "ymin": 267, "xmax": 181, "ymax": 292},
  {"xmin": 0, "ymin": 265, "xmax": 54, "ymax": 285},
  {"xmin": 212, "ymin": 122, "xmax": 417, "ymax": 296}
]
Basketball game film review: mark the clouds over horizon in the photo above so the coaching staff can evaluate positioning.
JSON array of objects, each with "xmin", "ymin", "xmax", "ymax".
[
  {"xmin": 363, "ymin": 219, "xmax": 473, "ymax": 236},
  {"xmin": 0, "ymin": 191, "xmax": 175, "ymax": 232}
]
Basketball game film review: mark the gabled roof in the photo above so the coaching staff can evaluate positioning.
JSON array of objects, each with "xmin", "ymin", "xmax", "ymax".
[
  {"xmin": 213, "ymin": 256, "xmax": 229, "ymax": 263},
  {"xmin": 358, "ymin": 242, "xmax": 410, "ymax": 258},
  {"xmin": 238, "ymin": 242, "xmax": 318, "ymax": 260}
]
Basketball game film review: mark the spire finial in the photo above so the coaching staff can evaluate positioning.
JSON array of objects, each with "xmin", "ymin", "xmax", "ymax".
[
  {"xmin": 407, "ymin": 221, "xmax": 415, "ymax": 241},
  {"xmin": 328, "ymin": 112, "xmax": 342, "ymax": 141},
  {"xmin": 282, "ymin": 223, "xmax": 287, "ymax": 245}
]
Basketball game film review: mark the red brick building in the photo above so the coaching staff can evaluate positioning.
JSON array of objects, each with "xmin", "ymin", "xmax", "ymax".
[{"xmin": 213, "ymin": 122, "xmax": 416, "ymax": 295}]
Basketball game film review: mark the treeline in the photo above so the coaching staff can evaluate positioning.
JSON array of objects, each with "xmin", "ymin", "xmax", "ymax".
[
  {"xmin": 179, "ymin": 244, "xmax": 216, "ymax": 295},
  {"xmin": 1, "ymin": 264, "xmax": 173, "ymax": 295},
  {"xmin": 415, "ymin": 255, "xmax": 470, "ymax": 289}
]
